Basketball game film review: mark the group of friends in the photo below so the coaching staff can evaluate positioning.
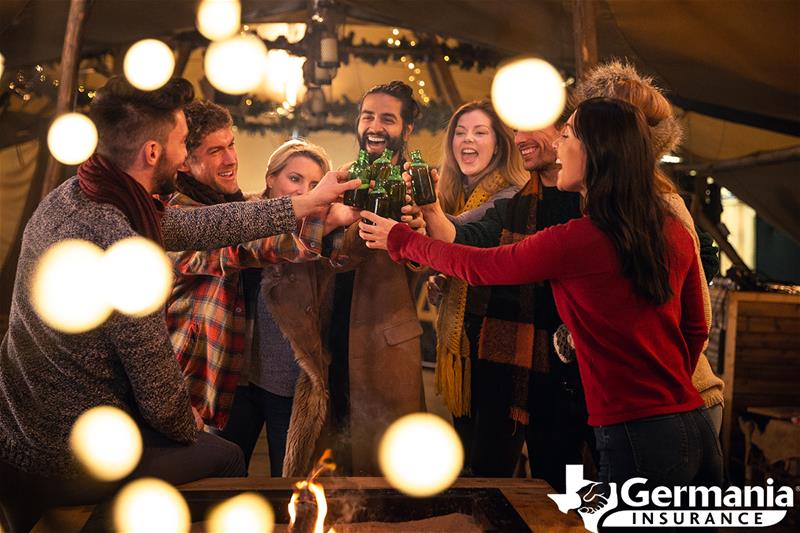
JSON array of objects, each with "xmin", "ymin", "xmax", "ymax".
[{"xmin": 0, "ymin": 60, "xmax": 726, "ymax": 532}]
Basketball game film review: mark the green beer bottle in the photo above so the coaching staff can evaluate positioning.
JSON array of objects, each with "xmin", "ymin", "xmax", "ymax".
[
  {"xmin": 409, "ymin": 149, "xmax": 436, "ymax": 205},
  {"xmin": 386, "ymin": 165, "xmax": 406, "ymax": 221},
  {"xmin": 370, "ymin": 148, "xmax": 394, "ymax": 186},
  {"xmin": 365, "ymin": 167, "xmax": 391, "ymax": 225},
  {"xmin": 343, "ymin": 149, "xmax": 370, "ymax": 208}
]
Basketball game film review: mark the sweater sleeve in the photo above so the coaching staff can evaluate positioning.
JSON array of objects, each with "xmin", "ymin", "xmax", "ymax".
[
  {"xmin": 453, "ymin": 198, "xmax": 507, "ymax": 248},
  {"xmin": 681, "ymin": 255, "xmax": 709, "ymax": 371},
  {"xmin": 107, "ymin": 312, "xmax": 198, "ymax": 444},
  {"xmin": 161, "ymin": 196, "xmax": 297, "ymax": 251},
  {"xmin": 168, "ymin": 214, "xmax": 325, "ymax": 277},
  {"xmin": 387, "ymin": 222, "xmax": 565, "ymax": 286}
]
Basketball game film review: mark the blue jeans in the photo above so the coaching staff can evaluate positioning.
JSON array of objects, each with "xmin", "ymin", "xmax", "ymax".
[
  {"xmin": 593, "ymin": 408, "xmax": 723, "ymax": 532},
  {"xmin": 213, "ymin": 384, "xmax": 293, "ymax": 477},
  {"xmin": 593, "ymin": 408, "xmax": 723, "ymax": 487}
]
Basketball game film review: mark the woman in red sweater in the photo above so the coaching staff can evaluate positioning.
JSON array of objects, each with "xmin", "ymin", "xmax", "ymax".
[{"xmin": 360, "ymin": 97, "xmax": 723, "ymax": 491}]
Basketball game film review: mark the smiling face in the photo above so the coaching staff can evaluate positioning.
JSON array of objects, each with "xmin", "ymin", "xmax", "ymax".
[
  {"xmin": 266, "ymin": 154, "xmax": 324, "ymax": 198},
  {"xmin": 553, "ymin": 112, "xmax": 587, "ymax": 195},
  {"xmin": 451, "ymin": 109, "xmax": 496, "ymax": 180},
  {"xmin": 514, "ymin": 126, "xmax": 559, "ymax": 172},
  {"xmin": 357, "ymin": 93, "xmax": 410, "ymax": 162},
  {"xmin": 181, "ymin": 126, "xmax": 239, "ymax": 195}
]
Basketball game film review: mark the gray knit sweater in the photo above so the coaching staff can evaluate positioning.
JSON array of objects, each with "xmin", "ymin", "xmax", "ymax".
[{"xmin": 0, "ymin": 177, "xmax": 296, "ymax": 477}]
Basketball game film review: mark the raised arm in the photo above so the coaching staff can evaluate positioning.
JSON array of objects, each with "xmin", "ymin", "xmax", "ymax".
[
  {"xmin": 169, "ymin": 215, "xmax": 326, "ymax": 277},
  {"xmin": 362, "ymin": 216, "xmax": 566, "ymax": 286},
  {"xmin": 162, "ymin": 171, "xmax": 359, "ymax": 251}
]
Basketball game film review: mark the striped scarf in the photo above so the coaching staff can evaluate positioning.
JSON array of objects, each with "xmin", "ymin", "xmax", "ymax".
[
  {"xmin": 435, "ymin": 172, "xmax": 510, "ymax": 417},
  {"xmin": 475, "ymin": 177, "xmax": 548, "ymax": 425}
]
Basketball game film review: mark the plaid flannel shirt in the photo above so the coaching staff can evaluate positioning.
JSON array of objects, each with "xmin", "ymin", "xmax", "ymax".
[{"xmin": 165, "ymin": 192, "xmax": 326, "ymax": 429}]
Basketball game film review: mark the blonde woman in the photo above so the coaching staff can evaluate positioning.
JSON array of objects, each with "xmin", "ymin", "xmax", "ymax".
[{"xmin": 428, "ymin": 99, "xmax": 528, "ymax": 470}]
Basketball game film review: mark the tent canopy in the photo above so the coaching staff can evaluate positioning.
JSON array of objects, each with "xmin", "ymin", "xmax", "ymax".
[{"xmin": 1, "ymin": 0, "xmax": 798, "ymax": 240}]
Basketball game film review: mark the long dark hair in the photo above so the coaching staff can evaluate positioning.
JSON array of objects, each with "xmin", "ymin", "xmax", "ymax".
[{"xmin": 574, "ymin": 97, "xmax": 673, "ymax": 305}]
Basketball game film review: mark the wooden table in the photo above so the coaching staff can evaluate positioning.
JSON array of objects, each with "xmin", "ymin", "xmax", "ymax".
[{"xmin": 34, "ymin": 477, "xmax": 588, "ymax": 532}]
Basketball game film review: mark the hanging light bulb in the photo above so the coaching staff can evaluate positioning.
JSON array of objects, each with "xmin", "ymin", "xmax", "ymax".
[
  {"xmin": 123, "ymin": 39, "xmax": 175, "ymax": 91},
  {"xmin": 204, "ymin": 34, "xmax": 267, "ymax": 95},
  {"xmin": 491, "ymin": 57, "xmax": 565, "ymax": 131},
  {"xmin": 196, "ymin": 0, "xmax": 241, "ymax": 41},
  {"xmin": 47, "ymin": 113, "xmax": 98, "ymax": 165}
]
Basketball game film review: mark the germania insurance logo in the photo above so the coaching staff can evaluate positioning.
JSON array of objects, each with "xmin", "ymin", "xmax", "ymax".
[{"xmin": 548, "ymin": 465, "xmax": 795, "ymax": 532}]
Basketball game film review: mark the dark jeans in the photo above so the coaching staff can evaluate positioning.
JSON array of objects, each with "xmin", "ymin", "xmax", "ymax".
[
  {"xmin": 213, "ymin": 383, "xmax": 293, "ymax": 477},
  {"xmin": 0, "ymin": 426, "xmax": 245, "ymax": 533},
  {"xmin": 593, "ymin": 408, "xmax": 724, "ymax": 532}
]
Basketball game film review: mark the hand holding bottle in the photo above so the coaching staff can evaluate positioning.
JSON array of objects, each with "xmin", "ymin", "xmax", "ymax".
[{"xmin": 358, "ymin": 210, "xmax": 397, "ymax": 250}]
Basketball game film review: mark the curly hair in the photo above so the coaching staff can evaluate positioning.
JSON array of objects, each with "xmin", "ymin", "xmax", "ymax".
[
  {"xmin": 90, "ymin": 76, "xmax": 194, "ymax": 170},
  {"xmin": 184, "ymin": 100, "xmax": 233, "ymax": 155}
]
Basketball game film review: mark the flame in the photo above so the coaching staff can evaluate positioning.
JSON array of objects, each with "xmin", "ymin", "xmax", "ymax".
[{"xmin": 287, "ymin": 450, "xmax": 336, "ymax": 533}]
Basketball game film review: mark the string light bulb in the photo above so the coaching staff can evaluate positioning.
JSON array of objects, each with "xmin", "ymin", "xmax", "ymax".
[
  {"xmin": 196, "ymin": 0, "xmax": 241, "ymax": 41},
  {"xmin": 379, "ymin": 413, "xmax": 463, "ymax": 497},
  {"xmin": 123, "ymin": 39, "xmax": 175, "ymax": 91},
  {"xmin": 205, "ymin": 34, "xmax": 267, "ymax": 94},
  {"xmin": 100, "ymin": 237, "xmax": 173, "ymax": 317},
  {"xmin": 47, "ymin": 112, "xmax": 98, "ymax": 166},
  {"xmin": 114, "ymin": 479, "xmax": 190, "ymax": 533},
  {"xmin": 70, "ymin": 406, "xmax": 142, "ymax": 481},
  {"xmin": 491, "ymin": 57, "xmax": 565, "ymax": 131}
]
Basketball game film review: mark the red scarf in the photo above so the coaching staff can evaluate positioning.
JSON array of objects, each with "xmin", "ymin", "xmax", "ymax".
[{"xmin": 78, "ymin": 154, "xmax": 165, "ymax": 246}]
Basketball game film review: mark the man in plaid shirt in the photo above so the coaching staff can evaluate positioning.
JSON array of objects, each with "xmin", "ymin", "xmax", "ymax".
[{"xmin": 164, "ymin": 101, "xmax": 348, "ymax": 435}]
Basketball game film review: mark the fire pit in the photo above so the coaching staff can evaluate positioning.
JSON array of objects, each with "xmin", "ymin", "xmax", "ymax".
[{"xmin": 80, "ymin": 486, "xmax": 529, "ymax": 532}]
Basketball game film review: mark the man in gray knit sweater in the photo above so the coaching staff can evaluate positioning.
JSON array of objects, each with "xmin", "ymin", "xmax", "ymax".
[{"xmin": 0, "ymin": 77, "xmax": 357, "ymax": 532}]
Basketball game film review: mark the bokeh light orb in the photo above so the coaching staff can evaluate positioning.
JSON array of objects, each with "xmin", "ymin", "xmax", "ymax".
[
  {"xmin": 0, "ymin": 51, "xmax": 5, "ymax": 80},
  {"xmin": 113, "ymin": 478, "xmax": 190, "ymax": 533},
  {"xmin": 207, "ymin": 492, "xmax": 275, "ymax": 533},
  {"xmin": 101, "ymin": 237, "xmax": 173, "ymax": 317},
  {"xmin": 123, "ymin": 39, "xmax": 175, "ymax": 91},
  {"xmin": 205, "ymin": 35, "xmax": 268, "ymax": 95},
  {"xmin": 196, "ymin": 0, "xmax": 241, "ymax": 41},
  {"xmin": 31, "ymin": 239, "xmax": 112, "ymax": 333},
  {"xmin": 47, "ymin": 113, "xmax": 98, "ymax": 165},
  {"xmin": 69, "ymin": 406, "xmax": 142, "ymax": 481},
  {"xmin": 379, "ymin": 413, "xmax": 463, "ymax": 497},
  {"xmin": 491, "ymin": 57, "xmax": 566, "ymax": 131}
]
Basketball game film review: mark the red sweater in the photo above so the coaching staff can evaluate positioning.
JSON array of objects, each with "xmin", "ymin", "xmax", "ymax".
[{"xmin": 388, "ymin": 216, "xmax": 707, "ymax": 426}]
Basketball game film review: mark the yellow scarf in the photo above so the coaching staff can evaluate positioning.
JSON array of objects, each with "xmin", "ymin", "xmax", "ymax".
[{"xmin": 435, "ymin": 173, "xmax": 510, "ymax": 417}]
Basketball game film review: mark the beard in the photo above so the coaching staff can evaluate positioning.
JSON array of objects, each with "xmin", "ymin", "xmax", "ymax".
[
  {"xmin": 358, "ymin": 131, "xmax": 405, "ymax": 162},
  {"xmin": 151, "ymin": 153, "xmax": 180, "ymax": 195}
]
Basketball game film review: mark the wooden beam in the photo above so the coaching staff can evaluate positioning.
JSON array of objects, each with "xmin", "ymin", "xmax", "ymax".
[
  {"xmin": 673, "ymin": 146, "xmax": 800, "ymax": 174},
  {"xmin": 40, "ymin": 0, "xmax": 92, "ymax": 200},
  {"xmin": 572, "ymin": 0, "xmax": 598, "ymax": 81},
  {"xmin": 174, "ymin": 39, "xmax": 195, "ymax": 78}
]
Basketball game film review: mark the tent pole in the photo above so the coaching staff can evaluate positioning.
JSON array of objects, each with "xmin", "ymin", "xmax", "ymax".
[
  {"xmin": 572, "ymin": 0, "xmax": 598, "ymax": 81},
  {"xmin": 40, "ymin": 0, "xmax": 91, "ymax": 200}
]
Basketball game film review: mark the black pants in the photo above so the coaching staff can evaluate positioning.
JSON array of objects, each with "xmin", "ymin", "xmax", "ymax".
[
  {"xmin": 0, "ymin": 426, "xmax": 245, "ymax": 533},
  {"xmin": 212, "ymin": 383, "xmax": 293, "ymax": 477},
  {"xmin": 455, "ymin": 315, "xmax": 591, "ymax": 490}
]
